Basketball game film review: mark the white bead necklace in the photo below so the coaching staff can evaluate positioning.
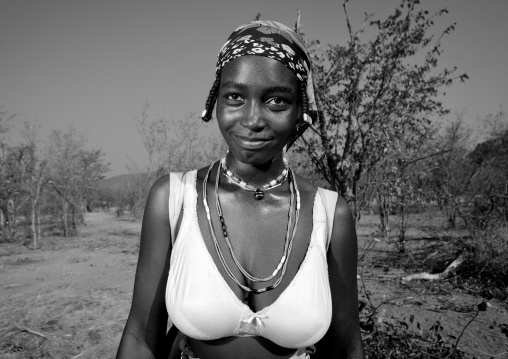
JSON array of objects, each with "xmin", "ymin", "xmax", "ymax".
[{"xmin": 220, "ymin": 157, "xmax": 289, "ymax": 200}]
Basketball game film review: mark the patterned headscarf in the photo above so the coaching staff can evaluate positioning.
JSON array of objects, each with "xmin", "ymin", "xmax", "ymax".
[{"xmin": 215, "ymin": 21, "xmax": 318, "ymax": 146}]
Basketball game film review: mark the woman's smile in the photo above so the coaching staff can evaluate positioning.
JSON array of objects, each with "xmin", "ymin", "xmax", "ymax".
[{"xmin": 233, "ymin": 134, "xmax": 272, "ymax": 150}]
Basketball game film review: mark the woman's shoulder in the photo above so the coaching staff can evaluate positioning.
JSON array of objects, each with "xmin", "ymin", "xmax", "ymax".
[
  {"xmin": 292, "ymin": 171, "xmax": 318, "ymax": 194},
  {"xmin": 298, "ymin": 178, "xmax": 351, "ymax": 220},
  {"xmin": 317, "ymin": 188, "xmax": 351, "ymax": 221},
  {"xmin": 152, "ymin": 174, "xmax": 171, "ymax": 191},
  {"xmin": 145, "ymin": 174, "xmax": 171, "ymax": 205},
  {"xmin": 152, "ymin": 169, "xmax": 201, "ymax": 195}
]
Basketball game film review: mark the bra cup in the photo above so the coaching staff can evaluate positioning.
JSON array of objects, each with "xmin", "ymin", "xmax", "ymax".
[
  {"xmin": 166, "ymin": 214, "xmax": 246, "ymax": 340},
  {"xmin": 259, "ymin": 225, "xmax": 332, "ymax": 348}
]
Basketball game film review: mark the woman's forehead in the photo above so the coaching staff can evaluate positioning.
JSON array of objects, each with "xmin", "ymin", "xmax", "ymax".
[{"xmin": 220, "ymin": 56, "xmax": 298, "ymax": 90}]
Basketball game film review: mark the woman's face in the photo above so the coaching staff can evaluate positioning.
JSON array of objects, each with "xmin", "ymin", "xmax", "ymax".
[{"xmin": 216, "ymin": 55, "xmax": 300, "ymax": 165}]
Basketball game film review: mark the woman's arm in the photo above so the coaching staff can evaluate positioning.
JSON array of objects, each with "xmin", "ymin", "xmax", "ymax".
[
  {"xmin": 116, "ymin": 175, "xmax": 173, "ymax": 359},
  {"xmin": 314, "ymin": 196, "xmax": 365, "ymax": 358}
]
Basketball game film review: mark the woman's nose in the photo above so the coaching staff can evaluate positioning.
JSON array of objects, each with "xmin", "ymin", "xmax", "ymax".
[{"xmin": 240, "ymin": 100, "xmax": 266, "ymax": 131}]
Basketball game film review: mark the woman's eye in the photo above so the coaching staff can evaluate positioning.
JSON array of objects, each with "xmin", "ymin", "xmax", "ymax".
[
  {"xmin": 266, "ymin": 97, "xmax": 289, "ymax": 106},
  {"xmin": 225, "ymin": 94, "xmax": 244, "ymax": 102}
]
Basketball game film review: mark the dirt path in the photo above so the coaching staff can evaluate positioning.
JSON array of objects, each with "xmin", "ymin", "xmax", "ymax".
[
  {"xmin": 1, "ymin": 213, "xmax": 139, "ymax": 295},
  {"xmin": 0, "ymin": 213, "xmax": 141, "ymax": 359}
]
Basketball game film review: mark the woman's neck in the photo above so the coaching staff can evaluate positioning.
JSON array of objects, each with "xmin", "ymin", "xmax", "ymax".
[{"xmin": 224, "ymin": 152, "xmax": 286, "ymax": 188}]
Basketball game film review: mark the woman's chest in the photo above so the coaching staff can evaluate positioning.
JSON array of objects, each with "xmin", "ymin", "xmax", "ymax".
[{"xmin": 194, "ymin": 186, "xmax": 316, "ymax": 310}]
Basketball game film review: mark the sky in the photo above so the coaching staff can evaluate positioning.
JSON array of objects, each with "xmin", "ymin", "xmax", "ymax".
[{"xmin": 1, "ymin": 0, "xmax": 507, "ymax": 177}]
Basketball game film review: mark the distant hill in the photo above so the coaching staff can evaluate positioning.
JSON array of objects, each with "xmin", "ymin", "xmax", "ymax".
[
  {"xmin": 98, "ymin": 170, "xmax": 172, "ymax": 196},
  {"xmin": 98, "ymin": 172, "xmax": 150, "ymax": 198}
]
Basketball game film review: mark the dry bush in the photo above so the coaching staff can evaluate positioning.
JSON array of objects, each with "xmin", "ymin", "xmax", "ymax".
[{"xmin": 459, "ymin": 221, "xmax": 508, "ymax": 290}]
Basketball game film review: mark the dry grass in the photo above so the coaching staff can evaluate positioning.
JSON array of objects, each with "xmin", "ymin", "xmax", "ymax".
[
  {"xmin": 0, "ymin": 211, "xmax": 139, "ymax": 358},
  {"xmin": 0, "ymin": 286, "xmax": 130, "ymax": 359}
]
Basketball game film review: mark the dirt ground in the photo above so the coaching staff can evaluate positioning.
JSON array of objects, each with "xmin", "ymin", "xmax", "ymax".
[{"xmin": 1, "ymin": 212, "xmax": 508, "ymax": 358}]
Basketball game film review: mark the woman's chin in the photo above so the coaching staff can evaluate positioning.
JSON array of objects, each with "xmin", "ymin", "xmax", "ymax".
[{"xmin": 227, "ymin": 149, "xmax": 283, "ymax": 168}]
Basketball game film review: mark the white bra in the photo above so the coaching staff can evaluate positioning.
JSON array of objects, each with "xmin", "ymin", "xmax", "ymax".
[{"xmin": 165, "ymin": 170, "xmax": 338, "ymax": 349}]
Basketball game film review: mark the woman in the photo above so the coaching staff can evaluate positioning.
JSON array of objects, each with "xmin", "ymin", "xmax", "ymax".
[{"xmin": 117, "ymin": 20, "xmax": 364, "ymax": 359}]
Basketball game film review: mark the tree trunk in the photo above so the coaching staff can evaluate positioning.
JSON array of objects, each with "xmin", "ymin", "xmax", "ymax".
[
  {"xmin": 61, "ymin": 197, "xmax": 68, "ymax": 237},
  {"xmin": 0, "ymin": 208, "xmax": 5, "ymax": 241},
  {"xmin": 31, "ymin": 198, "xmax": 37, "ymax": 249},
  {"xmin": 397, "ymin": 203, "xmax": 406, "ymax": 253},
  {"xmin": 36, "ymin": 202, "xmax": 41, "ymax": 243},
  {"xmin": 378, "ymin": 194, "xmax": 390, "ymax": 237},
  {"xmin": 70, "ymin": 204, "xmax": 77, "ymax": 236},
  {"xmin": 7, "ymin": 199, "xmax": 16, "ymax": 241},
  {"xmin": 351, "ymin": 178, "xmax": 360, "ymax": 221},
  {"xmin": 447, "ymin": 207, "xmax": 457, "ymax": 229}
]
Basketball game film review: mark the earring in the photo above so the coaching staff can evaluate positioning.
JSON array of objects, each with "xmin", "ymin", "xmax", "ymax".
[{"xmin": 201, "ymin": 109, "xmax": 208, "ymax": 120}]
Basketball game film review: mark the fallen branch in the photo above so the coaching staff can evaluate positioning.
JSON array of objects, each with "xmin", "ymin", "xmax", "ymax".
[
  {"xmin": 401, "ymin": 255, "xmax": 464, "ymax": 282},
  {"xmin": 19, "ymin": 326, "xmax": 48, "ymax": 339},
  {"xmin": 2, "ymin": 283, "xmax": 23, "ymax": 288},
  {"xmin": 1, "ymin": 325, "xmax": 48, "ymax": 340}
]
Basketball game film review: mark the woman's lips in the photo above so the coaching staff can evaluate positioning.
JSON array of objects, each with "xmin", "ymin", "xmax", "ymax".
[{"xmin": 234, "ymin": 135, "xmax": 271, "ymax": 149}]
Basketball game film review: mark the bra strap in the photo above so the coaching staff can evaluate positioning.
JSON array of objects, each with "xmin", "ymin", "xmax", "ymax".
[
  {"xmin": 169, "ymin": 172, "xmax": 185, "ymax": 246},
  {"xmin": 317, "ymin": 188, "xmax": 338, "ymax": 251}
]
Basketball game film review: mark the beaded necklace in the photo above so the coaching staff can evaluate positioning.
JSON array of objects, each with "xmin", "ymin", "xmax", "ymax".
[
  {"xmin": 202, "ymin": 162, "xmax": 300, "ymax": 294},
  {"xmin": 220, "ymin": 157, "xmax": 289, "ymax": 200}
]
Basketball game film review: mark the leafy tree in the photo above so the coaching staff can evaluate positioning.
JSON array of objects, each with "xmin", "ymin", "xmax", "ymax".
[
  {"xmin": 46, "ymin": 128, "xmax": 109, "ymax": 236},
  {"xmin": 0, "ymin": 145, "xmax": 31, "ymax": 241},
  {"xmin": 425, "ymin": 111, "xmax": 479, "ymax": 229},
  {"xmin": 123, "ymin": 161, "xmax": 150, "ymax": 220},
  {"xmin": 465, "ymin": 109, "xmax": 508, "ymax": 228},
  {"xmin": 295, "ymin": 0, "xmax": 468, "ymax": 218},
  {"xmin": 18, "ymin": 120, "xmax": 48, "ymax": 248},
  {"xmin": 0, "ymin": 107, "xmax": 16, "ymax": 240},
  {"xmin": 368, "ymin": 122, "xmax": 437, "ymax": 250},
  {"xmin": 0, "ymin": 113, "xmax": 48, "ymax": 244},
  {"xmin": 0, "ymin": 107, "xmax": 15, "ymax": 136}
]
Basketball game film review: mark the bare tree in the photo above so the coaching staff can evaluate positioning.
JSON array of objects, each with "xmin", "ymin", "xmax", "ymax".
[
  {"xmin": 123, "ymin": 160, "xmax": 149, "ymax": 220},
  {"xmin": 465, "ymin": 109, "xmax": 508, "ymax": 229},
  {"xmin": 0, "ymin": 107, "xmax": 16, "ymax": 240},
  {"xmin": 129, "ymin": 104, "xmax": 226, "ymax": 219},
  {"xmin": 0, "ymin": 107, "xmax": 15, "ymax": 135},
  {"xmin": 371, "ymin": 123, "xmax": 439, "ymax": 251},
  {"xmin": 46, "ymin": 128, "xmax": 109, "ymax": 236},
  {"xmin": 18, "ymin": 120, "xmax": 48, "ymax": 248},
  {"xmin": 134, "ymin": 103, "xmax": 226, "ymax": 176},
  {"xmin": 295, "ymin": 0, "xmax": 468, "ymax": 219},
  {"xmin": 0, "ymin": 145, "xmax": 29, "ymax": 241},
  {"xmin": 424, "ymin": 111, "xmax": 479, "ymax": 229}
]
